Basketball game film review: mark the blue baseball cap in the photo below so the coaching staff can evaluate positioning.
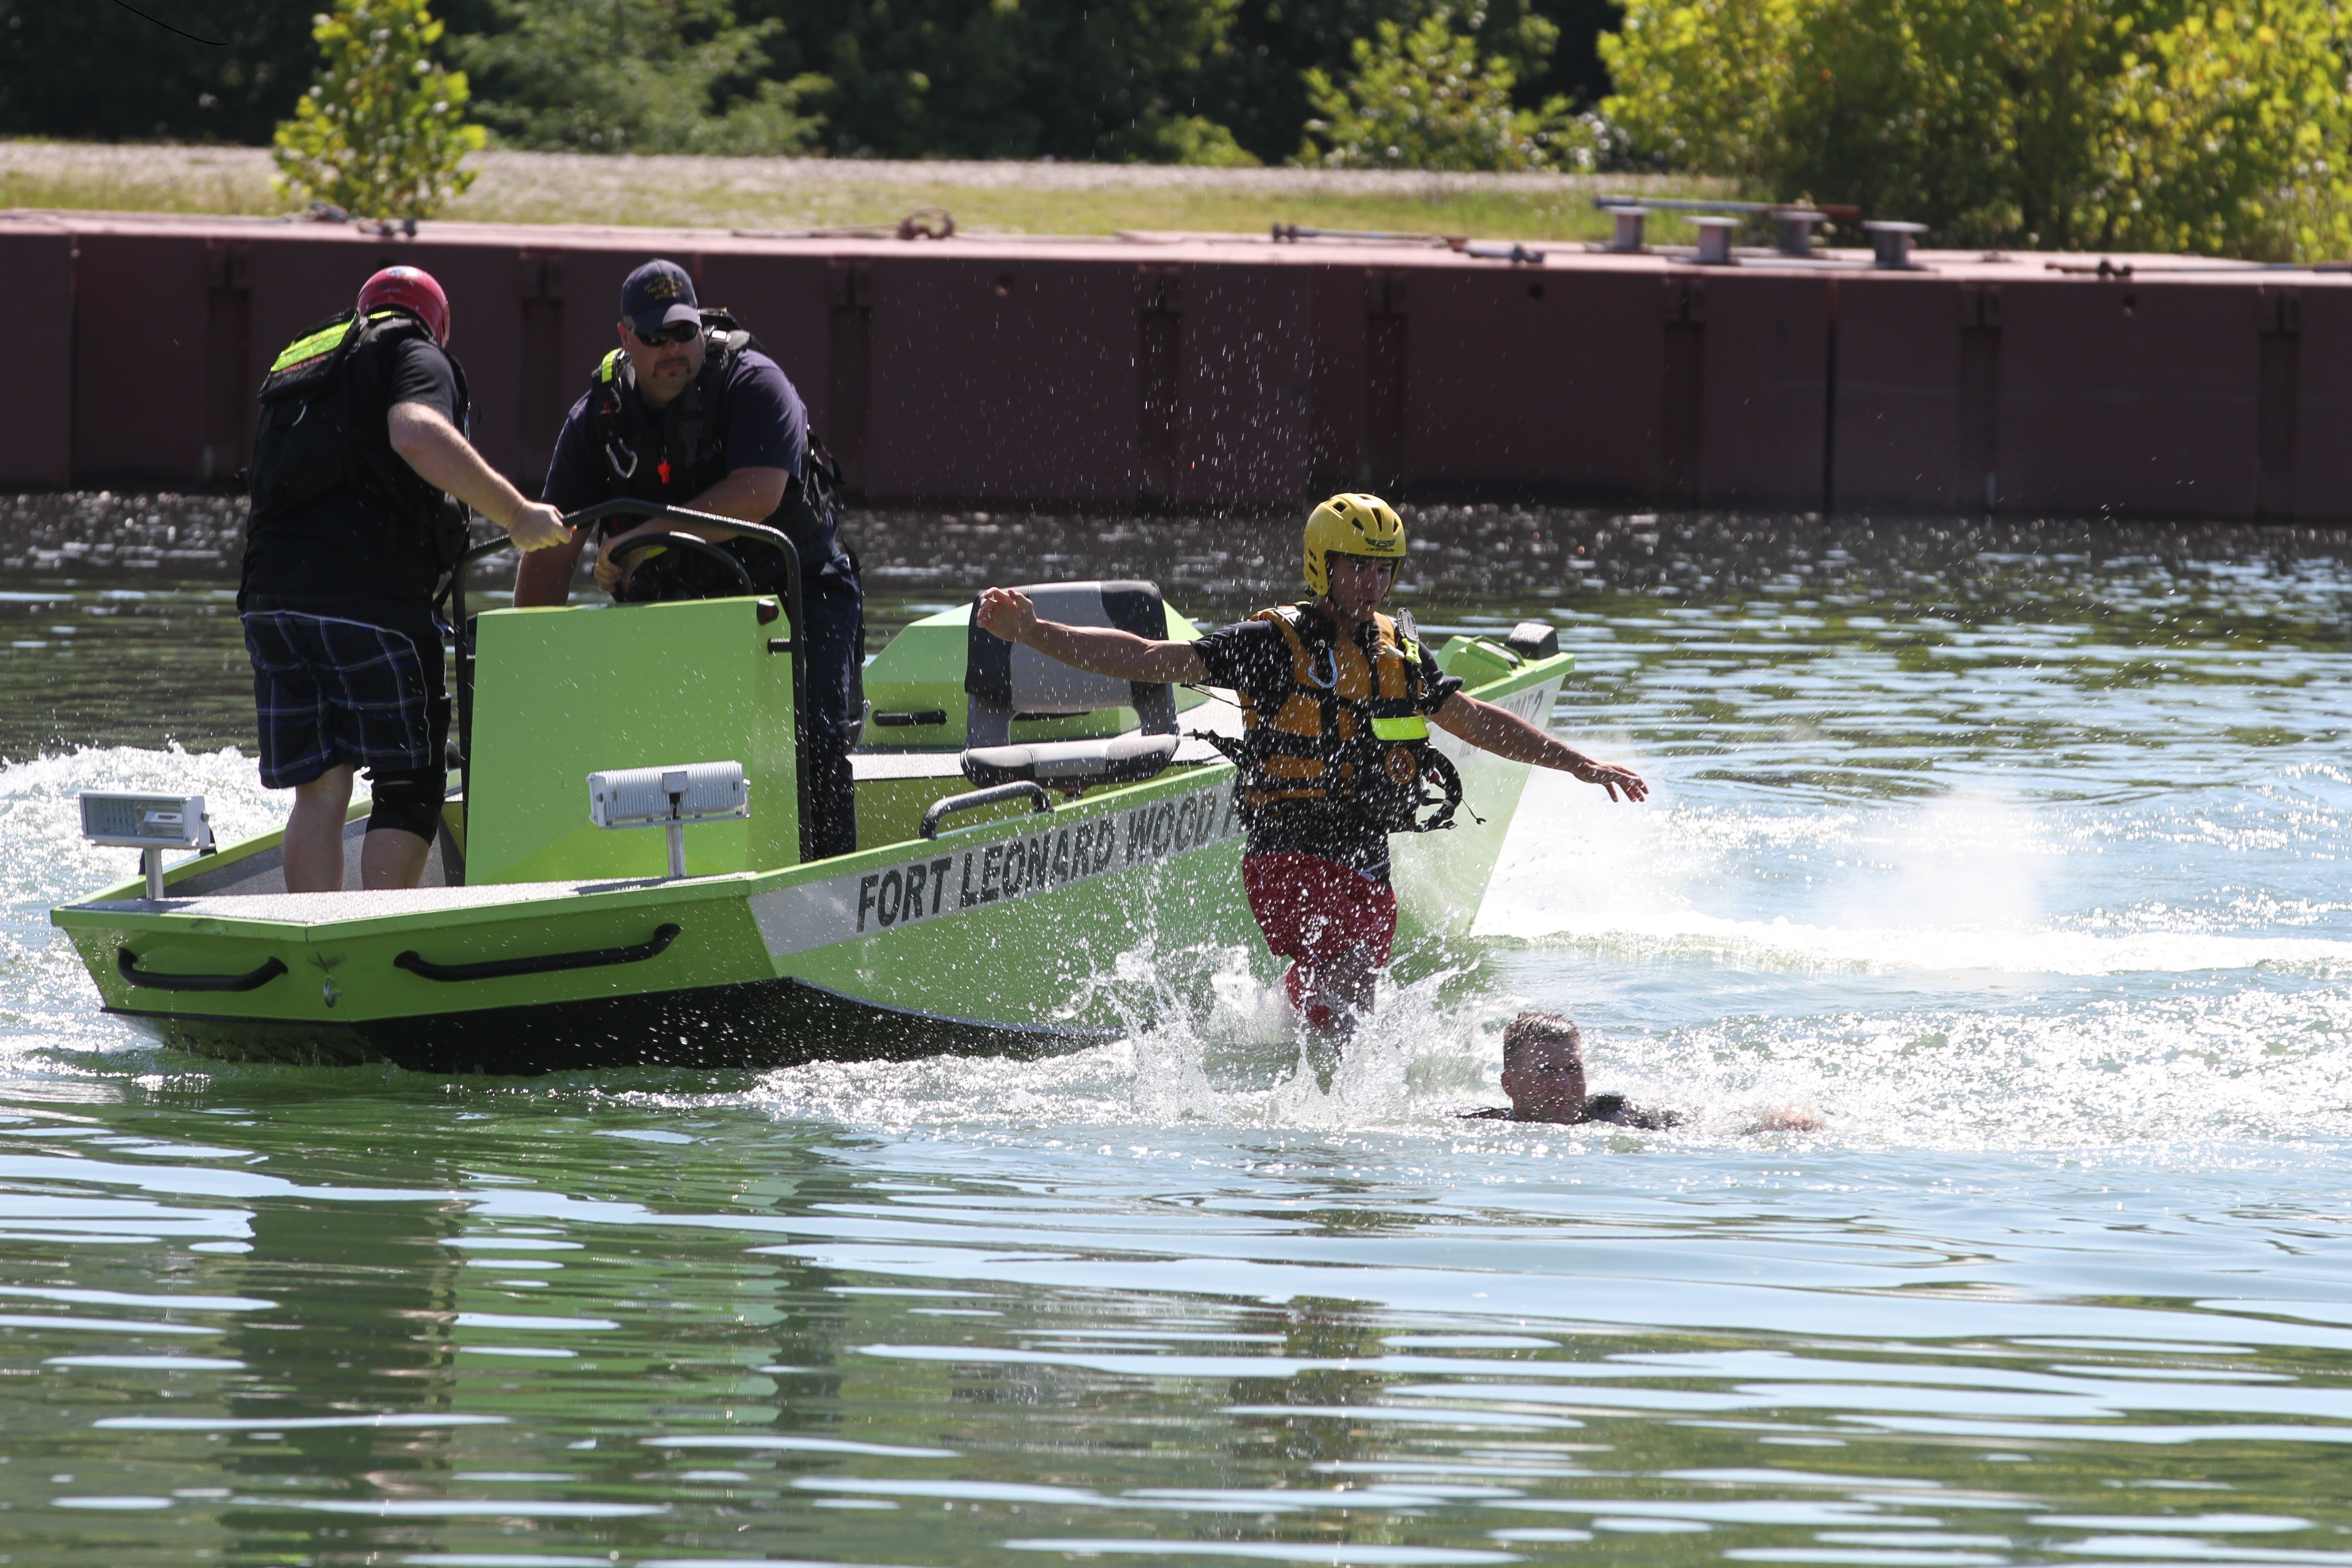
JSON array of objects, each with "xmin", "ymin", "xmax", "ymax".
[{"xmin": 620, "ymin": 260, "xmax": 700, "ymax": 335}]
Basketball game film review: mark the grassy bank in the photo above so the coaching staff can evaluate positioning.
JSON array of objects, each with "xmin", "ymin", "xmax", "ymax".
[{"xmin": 0, "ymin": 141, "xmax": 1737, "ymax": 242}]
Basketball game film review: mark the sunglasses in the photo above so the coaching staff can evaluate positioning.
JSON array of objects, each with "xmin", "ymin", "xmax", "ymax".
[{"xmin": 632, "ymin": 322, "xmax": 700, "ymax": 347}]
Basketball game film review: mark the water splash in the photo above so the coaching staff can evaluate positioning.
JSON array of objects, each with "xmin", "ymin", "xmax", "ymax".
[
  {"xmin": 0, "ymin": 746, "xmax": 298, "ymax": 1075},
  {"xmin": 7, "ymin": 737, "xmax": 2349, "ymax": 1154}
]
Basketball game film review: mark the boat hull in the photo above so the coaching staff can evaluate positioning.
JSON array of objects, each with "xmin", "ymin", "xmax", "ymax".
[{"xmin": 107, "ymin": 974, "xmax": 1114, "ymax": 1076}]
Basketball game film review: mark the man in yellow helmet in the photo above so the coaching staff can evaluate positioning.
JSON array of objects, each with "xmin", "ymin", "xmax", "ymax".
[{"xmin": 976, "ymin": 494, "xmax": 1646, "ymax": 1041}]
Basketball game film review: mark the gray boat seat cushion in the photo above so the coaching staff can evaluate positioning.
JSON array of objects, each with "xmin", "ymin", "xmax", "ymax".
[
  {"xmin": 964, "ymin": 580, "xmax": 1180, "ymax": 791},
  {"xmin": 962, "ymin": 731, "xmax": 1182, "ymax": 791}
]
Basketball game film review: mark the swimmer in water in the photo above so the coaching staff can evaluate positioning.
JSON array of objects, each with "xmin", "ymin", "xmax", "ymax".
[{"xmin": 1461, "ymin": 1012, "xmax": 1822, "ymax": 1133}]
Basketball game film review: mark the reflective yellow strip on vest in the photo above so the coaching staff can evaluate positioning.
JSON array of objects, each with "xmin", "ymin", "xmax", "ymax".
[
  {"xmin": 1372, "ymin": 715, "xmax": 1429, "ymax": 740},
  {"xmin": 269, "ymin": 319, "xmax": 354, "ymax": 373}
]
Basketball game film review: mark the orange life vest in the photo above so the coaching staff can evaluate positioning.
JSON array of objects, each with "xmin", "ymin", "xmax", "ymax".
[{"xmin": 1222, "ymin": 603, "xmax": 1463, "ymax": 833}]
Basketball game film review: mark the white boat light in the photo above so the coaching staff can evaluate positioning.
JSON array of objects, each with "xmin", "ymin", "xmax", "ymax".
[
  {"xmin": 587, "ymin": 762, "xmax": 748, "ymax": 879},
  {"xmin": 79, "ymin": 792, "xmax": 214, "ymax": 900}
]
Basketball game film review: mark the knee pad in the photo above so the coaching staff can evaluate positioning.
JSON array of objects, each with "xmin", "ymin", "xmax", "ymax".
[{"xmin": 365, "ymin": 765, "xmax": 447, "ymax": 841}]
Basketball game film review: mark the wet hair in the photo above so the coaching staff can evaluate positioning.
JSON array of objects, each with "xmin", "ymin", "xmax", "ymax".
[{"xmin": 1501, "ymin": 1011, "xmax": 1583, "ymax": 1074}]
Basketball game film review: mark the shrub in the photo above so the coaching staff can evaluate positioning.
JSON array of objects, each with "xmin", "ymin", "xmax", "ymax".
[
  {"xmin": 744, "ymin": 0, "xmax": 1246, "ymax": 161},
  {"xmin": 1152, "ymin": 113, "xmax": 1265, "ymax": 166},
  {"xmin": 452, "ymin": 0, "xmax": 821, "ymax": 156},
  {"xmin": 1299, "ymin": 8, "xmax": 1593, "ymax": 170},
  {"xmin": 273, "ymin": 0, "xmax": 485, "ymax": 220}
]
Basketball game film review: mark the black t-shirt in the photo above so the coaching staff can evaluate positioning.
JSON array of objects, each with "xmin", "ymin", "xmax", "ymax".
[
  {"xmin": 240, "ymin": 333, "xmax": 460, "ymax": 608},
  {"xmin": 1192, "ymin": 608, "xmax": 1462, "ymax": 875},
  {"xmin": 1460, "ymin": 1094, "xmax": 1683, "ymax": 1130},
  {"xmin": 542, "ymin": 346, "xmax": 829, "ymax": 581}
]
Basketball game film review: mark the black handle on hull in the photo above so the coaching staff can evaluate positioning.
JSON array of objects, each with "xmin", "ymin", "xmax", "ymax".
[
  {"xmin": 920, "ymin": 783, "xmax": 1053, "ymax": 839},
  {"xmin": 119, "ymin": 947, "xmax": 288, "ymax": 993},
  {"xmin": 394, "ymin": 923, "xmax": 682, "ymax": 983}
]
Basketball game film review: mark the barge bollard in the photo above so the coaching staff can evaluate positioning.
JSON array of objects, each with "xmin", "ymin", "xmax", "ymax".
[
  {"xmin": 1865, "ymin": 220, "xmax": 1929, "ymax": 269},
  {"xmin": 1775, "ymin": 211, "xmax": 1828, "ymax": 257},
  {"xmin": 1605, "ymin": 207, "xmax": 1649, "ymax": 252},
  {"xmin": 1690, "ymin": 216, "xmax": 1740, "ymax": 265}
]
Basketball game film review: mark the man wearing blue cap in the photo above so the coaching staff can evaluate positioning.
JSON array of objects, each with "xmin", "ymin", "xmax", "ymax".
[{"xmin": 517, "ymin": 259, "xmax": 864, "ymax": 858}]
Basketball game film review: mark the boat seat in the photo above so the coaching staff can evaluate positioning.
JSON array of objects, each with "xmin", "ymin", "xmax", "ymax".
[{"xmin": 963, "ymin": 580, "xmax": 1181, "ymax": 793}]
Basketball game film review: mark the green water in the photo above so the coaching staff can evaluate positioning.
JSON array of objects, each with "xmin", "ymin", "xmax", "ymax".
[{"xmin": 3, "ymin": 494, "xmax": 2352, "ymax": 1568}]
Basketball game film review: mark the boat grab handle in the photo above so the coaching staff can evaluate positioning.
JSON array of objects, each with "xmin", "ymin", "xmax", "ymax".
[
  {"xmin": 921, "ymin": 783, "xmax": 1053, "ymax": 840},
  {"xmin": 118, "ymin": 947, "xmax": 289, "ymax": 993},
  {"xmin": 394, "ymin": 923, "xmax": 682, "ymax": 983}
]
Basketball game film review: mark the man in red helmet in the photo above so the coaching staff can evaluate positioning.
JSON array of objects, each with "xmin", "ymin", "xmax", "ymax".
[{"xmin": 240, "ymin": 265, "xmax": 569, "ymax": 893}]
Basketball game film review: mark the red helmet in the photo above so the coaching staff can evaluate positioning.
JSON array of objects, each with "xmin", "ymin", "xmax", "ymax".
[{"xmin": 357, "ymin": 265, "xmax": 451, "ymax": 345}]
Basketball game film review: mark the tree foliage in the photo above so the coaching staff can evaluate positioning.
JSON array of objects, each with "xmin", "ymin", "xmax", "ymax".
[
  {"xmin": 449, "ymin": 0, "xmax": 819, "ymax": 154},
  {"xmin": 0, "ymin": 1, "xmax": 316, "ymax": 144},
  {"xmin": 1601, "ymin": 0, "xmax": 2352, "ymax": 258},
  {"xmin": 2, "ymin": 0, "xmax": 1611, "ymax": 171},
  {"xmin": 731, "ymin": 0, "xmax": 1248, "ymax": 162},
  {"xmin": 2108, "ymin": 0, "xmax": 2352, "ymax": 257},
  {"xmin": 1298, "ymin": 9, "xmax": 1592, "ymax": 168},
  {"xmin": 273, "ymin": 0, "xmax": 486, "ymax": 219},
  {"xmin": 1198, "ymin": 0, "xmax": 1606, "ymax": 162}
]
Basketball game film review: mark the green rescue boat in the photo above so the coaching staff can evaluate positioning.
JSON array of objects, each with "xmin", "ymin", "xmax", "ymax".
[{"xmin": 50, "ymin": 505, "xmax": 1572, "ymax": 1076}]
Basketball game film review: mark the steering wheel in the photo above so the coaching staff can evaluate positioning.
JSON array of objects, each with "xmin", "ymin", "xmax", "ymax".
[
  {"xmin": 606, "ymin": 531, "xmax": 758, "ymax": 600},
  {"xmin": 446, "ymin": 505, "xmax": 785, "ymax": 597}
]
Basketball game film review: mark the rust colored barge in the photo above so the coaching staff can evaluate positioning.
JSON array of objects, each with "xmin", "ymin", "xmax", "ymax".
[{"xmin": 1, "ymin": 207, "xmax": 2340, "ymax": 519}]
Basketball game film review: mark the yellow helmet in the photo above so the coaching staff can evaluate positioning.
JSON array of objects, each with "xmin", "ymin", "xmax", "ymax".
[{"xmin": 1303, "ymin": 492, "xmax": 1406, "ymax": 596}]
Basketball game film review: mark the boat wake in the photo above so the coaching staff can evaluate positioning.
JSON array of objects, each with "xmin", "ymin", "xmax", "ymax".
[{"xmin": 1481, "ymin": 770, "xmax": 2352, "ymax": 978}]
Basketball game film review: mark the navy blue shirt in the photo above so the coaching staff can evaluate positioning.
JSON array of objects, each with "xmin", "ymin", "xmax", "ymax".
[{"xmin": 542, "ymin": 345, "xmax": 829, "ymax": 575}]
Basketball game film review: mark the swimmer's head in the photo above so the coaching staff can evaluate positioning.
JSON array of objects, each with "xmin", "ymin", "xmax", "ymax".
[{"xmin": 1500, "ymin": 1011, "xmax": 1587, "ymax": 1120}]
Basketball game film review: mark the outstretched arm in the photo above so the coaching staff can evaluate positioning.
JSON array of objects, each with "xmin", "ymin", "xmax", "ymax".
[
  {"xmin": 975, "ymin": 586, "xmax": 1209, "ymax": 684},
  {"xmin": 1429, "ymin": 691, "xmax": 1648, "ymax": 803}
]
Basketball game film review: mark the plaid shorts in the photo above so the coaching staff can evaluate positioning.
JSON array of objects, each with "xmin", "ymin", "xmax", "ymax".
[{"xmin": 241, "ymin": 607, "xmax": 446, "ymax": 789}]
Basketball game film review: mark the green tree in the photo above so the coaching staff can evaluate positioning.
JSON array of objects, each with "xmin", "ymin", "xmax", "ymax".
[
  {"xmin": 452, "ymin": 0, "xmax": 819, "ymax": 154},
  {"xmin": 1195, "ymin": 0, "xmax": 1601, "ymax": 165},
  {"xmin": 2103, "ymin": 0, "xmax": 2352, "ymax": 257},
  {"xmin": 1596, "ymin": 0, "xmax": 1803, "ymax": 181},
  {"xmin": 273, "ymin": 0, "xmax": 485, "ymax": 219},
  {"xmin": 734, "ymin": 0, "xmax": 1247, "ymax": 161},
  {"xmin": 1601, "ymin": 0, "xmax": 2352, "ymax": 258},
  {"xmin": 1298, "ymin": 9, "xmax": 1595, "ymax": 169},
  {"xmin": 1770, "ymin": 0, "xmax": 2130, "ymax": 246}
]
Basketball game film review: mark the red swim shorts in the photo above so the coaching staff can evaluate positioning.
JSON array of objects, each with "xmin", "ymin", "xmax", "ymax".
[{"xmin": 1241, "ymin": 853, "xmax": 1399, "ymax": 968}]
